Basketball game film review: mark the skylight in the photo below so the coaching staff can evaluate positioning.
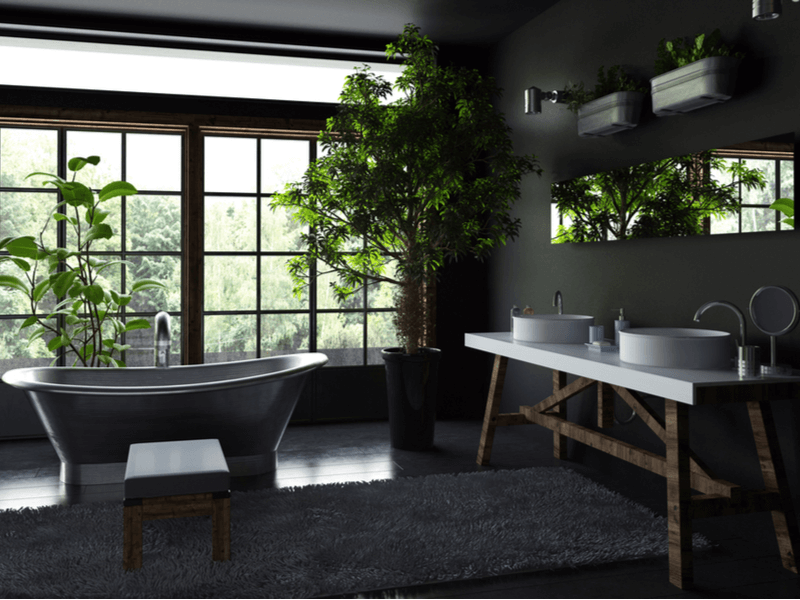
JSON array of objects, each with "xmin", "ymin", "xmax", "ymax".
[{"xmin": 0, "ymin": 36, "xmax": 402, "ymax": 103}]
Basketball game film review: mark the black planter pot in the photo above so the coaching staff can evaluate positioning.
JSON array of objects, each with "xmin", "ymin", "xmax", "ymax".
[{"xmin": 381, "ymin": 347, "xmax": 441, "ymax": 451}]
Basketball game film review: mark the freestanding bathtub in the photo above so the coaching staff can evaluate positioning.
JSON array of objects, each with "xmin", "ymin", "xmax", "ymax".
[{"xmin": 1, "ymin": 352, "xmax": 328, "ymax": 485}]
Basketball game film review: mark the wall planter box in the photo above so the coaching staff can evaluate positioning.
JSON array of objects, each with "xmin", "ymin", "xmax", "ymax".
[
  {"xmin": 650, "ymin": 56, "xmax": 741, "ymax": 116},
  {"xmin": 577, "ymin": 91, "xmax": 646, "ymax": 138}
]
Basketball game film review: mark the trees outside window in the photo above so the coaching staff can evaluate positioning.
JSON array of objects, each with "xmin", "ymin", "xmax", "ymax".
[{"xmin": 202, "ymin": 135, "xmax": 397, "ymax": 366}]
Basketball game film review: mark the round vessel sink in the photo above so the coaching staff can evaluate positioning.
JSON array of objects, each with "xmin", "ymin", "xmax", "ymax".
[
  {"xmin": 513, "ymin": 314, "xmax": 594, "ymax": 344},
  {"xmin": 619, "ymin": 327, "xmax": 733, "ymax": 370}
]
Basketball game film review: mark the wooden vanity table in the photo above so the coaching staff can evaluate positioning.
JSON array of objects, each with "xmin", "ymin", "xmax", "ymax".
[{"xmin": 465, "ymin": 332, "xmax": 800, "ymax": 590}]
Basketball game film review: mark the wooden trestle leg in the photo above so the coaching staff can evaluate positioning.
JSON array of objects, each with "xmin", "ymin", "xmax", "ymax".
[
  {"xmin": 477, "ymin": 355, "xmax": 508, "ymax": 466},
  {"xmin": 747, "ymin": 399, "xmax": 800, "ymax": 573},
  {"xmin": 666, "ymin": 400, "xmax": 693, "ymax": 589}
]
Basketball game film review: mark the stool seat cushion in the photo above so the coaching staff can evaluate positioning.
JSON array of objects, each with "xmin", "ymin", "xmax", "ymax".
[{"xmin": 124, "ymin": 439, "xmax": 230, "ymax": 499}]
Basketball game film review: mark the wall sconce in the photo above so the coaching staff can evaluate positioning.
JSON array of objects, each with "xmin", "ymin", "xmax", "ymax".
[
  {"xmin": 524, "ymin": 86, "xmax": 571, "ymax": 114},
  {"xmin": 753, "ymin": 0, "xmax": 799, "ymax": 20}
]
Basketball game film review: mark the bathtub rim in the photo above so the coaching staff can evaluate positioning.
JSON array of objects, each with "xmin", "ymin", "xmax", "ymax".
[{"xmin": 1, "ymin": 352, "xmax": 328, "ymax": 396}]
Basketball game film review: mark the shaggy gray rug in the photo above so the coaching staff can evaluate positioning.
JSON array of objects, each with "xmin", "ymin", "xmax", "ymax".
[{"xmin": 0, "ymin": 467, "xmax": 708, "ymax": 598}]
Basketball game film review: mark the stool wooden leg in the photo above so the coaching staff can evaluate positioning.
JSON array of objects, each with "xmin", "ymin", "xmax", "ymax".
[
  {"xmin": 123, "ymin": 503, "xmax": 143, "ymax": 571},
  {"xmin": 212, "ymin": 496, "xmax": 231, "ymax": 561},
  {"xmin": 666, "ymin": 400, "xmax": 693, "ymax": 589}
]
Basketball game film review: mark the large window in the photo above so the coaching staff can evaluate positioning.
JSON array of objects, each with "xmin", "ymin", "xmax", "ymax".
[
  {"xmin": 203, "ymin": 135, "xmax": 398, "ymax": 367},
  {"xmin": 0, "ymin": 124, "xmax": 398, "ymax": 373},
  {"xmin": 0, "ymin": 125, "xmax": 183, "ymax": 369}
]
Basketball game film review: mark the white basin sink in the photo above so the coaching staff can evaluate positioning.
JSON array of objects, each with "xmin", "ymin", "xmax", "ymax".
[
  {"xmin": 513, "ymin": 314, "xmax": 594, "ymax": 344},
  {"xmin": 619, "ymin": 327, "xmax": 733, "ymax": 370}
]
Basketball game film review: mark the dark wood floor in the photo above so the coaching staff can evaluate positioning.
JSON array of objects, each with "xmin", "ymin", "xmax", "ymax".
[{"xmin": 1, "ymin": 419, "xmax": 798, "ymax": 598}]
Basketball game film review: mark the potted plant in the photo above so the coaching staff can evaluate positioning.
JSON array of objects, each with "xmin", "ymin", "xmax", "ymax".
[
  {"xmin": 566, "ymin": 66, "xmax": 648, "ymax": 138},
  {"xmin": 651, "ymin": 29, "xmax": 744, "ymax": 116},
  {"xmin": 271, "ymin": 25, "xmax": 541, "ymax": 450},
  {"xmin": 0, "ymin": 156, "xmax": 164, "ymax": 367}
]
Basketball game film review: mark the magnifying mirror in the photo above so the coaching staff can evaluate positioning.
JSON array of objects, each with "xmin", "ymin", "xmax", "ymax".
[{"xmin": 749, "ymin": 285, "xmax": 799, "ymax": 375}]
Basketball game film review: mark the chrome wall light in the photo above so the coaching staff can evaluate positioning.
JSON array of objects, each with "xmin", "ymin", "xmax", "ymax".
[
  {"xmin": 524, "ymin": 86, "xmax": 570, "ymax": 114},
  {"xmin": 753, "ymin": 0, "xmax": 799, "ymax": 20}
]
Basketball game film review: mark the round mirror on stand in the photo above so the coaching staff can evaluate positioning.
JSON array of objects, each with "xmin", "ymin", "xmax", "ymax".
[{"xmin": 749, "ymin": 285, "xmax": 799, "ymax": 376}]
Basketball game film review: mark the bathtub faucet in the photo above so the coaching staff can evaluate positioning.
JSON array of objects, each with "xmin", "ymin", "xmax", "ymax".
[{"xmin": 154, "ymin": 311, "xmax": 171, "ymax": 368}]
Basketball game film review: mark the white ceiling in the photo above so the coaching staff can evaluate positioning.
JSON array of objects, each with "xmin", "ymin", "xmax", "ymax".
[{"xmin": 0, "ymin": 0, "xmax": 560, "ymax": 47}]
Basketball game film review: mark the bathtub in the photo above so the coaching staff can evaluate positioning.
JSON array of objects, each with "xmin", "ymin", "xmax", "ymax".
[{"xmin": 1, "ymin": 352, "xmax": 328, "ymax": 485}]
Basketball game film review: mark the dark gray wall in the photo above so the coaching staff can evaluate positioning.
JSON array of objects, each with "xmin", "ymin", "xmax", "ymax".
[{"xmin": 487, "ymin": 0, "xmax": 800, "ymax": 497}]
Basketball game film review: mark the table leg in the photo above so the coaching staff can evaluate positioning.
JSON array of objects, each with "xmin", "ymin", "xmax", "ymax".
[
  {"xmin": 477, "ymin": 355, "xmax": 508, "ymax": 466},
  {"xmin": 553, "ymin": 370, "xmax": 568, "ymax": 460},
  {"xmin": 747, "ymin": 399, "xmax": 799, "ymax": 573},
  {"xmin": 666, "ymin": 400, "xmax": 693, "ymax": 589}
]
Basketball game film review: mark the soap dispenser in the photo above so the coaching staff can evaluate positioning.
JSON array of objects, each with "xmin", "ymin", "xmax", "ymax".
[{"xmin": 612, "ymin": 309, "xmax": 630, "ymax": 347}]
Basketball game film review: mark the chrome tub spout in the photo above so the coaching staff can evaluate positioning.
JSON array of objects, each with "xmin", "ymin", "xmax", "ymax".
[{"xmin": 154, "ymin": 311, "xmax": 171, "ymax": 368}]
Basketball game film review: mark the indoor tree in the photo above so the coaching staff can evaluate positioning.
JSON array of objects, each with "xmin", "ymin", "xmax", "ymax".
[{"xmin": 271, "ymin": 24, "xmax": 541, "ymax": 355}]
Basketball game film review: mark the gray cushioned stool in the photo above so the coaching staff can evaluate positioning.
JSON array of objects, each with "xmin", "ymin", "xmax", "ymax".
[{"xmin": 123, "ymin": 439, "xmax": 231, "ymax": 570}]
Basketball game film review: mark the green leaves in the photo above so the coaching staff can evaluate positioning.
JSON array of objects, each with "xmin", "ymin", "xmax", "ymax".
[
  {"xmin": 655, "ymin": 29, "xmax": 744, "ymax": 75},
  {"xmin": 4, "ymin": 236, "xmax": 39, "ymax": 259},
  {"xmin": 68, "ymin": 155, "xmax": 100, "ymax": 172},
  {"xmin": 770, "ymin": 197, "xmax": 795, "ymax": 227},
  {"xmin": 0, "ymin": 274, "xmax": 29, "ymax": 294},
  {"xmin": 99, "ymin": 181, "xmax": 137, "ymax": 202},
  {"xmin": 2, "ymin": 154, "xmax": 165, "ymax": 367},
  {"xmin": 270, "ymin": 24, "xmax": 540, "ymax": 352}
]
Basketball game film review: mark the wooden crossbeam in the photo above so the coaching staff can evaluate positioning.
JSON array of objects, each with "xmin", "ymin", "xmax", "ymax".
[
  {"xmin": 612, "ymin": 384, "xmax": 741, "ymax": 501},
  {"xmin": 537, "ymin": 375, "xmax": 597, "ymax": 414},
  {"xmin": 521, "ymin": 406, "xmax": 741, "ymax": 498},
  {"xmin": 522, "ymin": 406, "xmax": 666, "ymax": 476}
]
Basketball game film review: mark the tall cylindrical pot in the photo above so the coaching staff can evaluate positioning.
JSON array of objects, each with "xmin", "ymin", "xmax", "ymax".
[{"xmin": 381, "ymin": 347, "xmax": 441, "ymax": 450}]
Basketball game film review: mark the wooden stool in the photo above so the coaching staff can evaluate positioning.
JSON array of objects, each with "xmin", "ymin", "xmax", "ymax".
[{"xmin": 123, "ymin": 439, "xmax": 231, "ymax": 571}]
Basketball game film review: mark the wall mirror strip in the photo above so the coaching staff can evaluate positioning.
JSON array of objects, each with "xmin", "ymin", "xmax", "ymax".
[{"xmin": 551, "ymin": 133, "xmax": 796, "ymax": 243}]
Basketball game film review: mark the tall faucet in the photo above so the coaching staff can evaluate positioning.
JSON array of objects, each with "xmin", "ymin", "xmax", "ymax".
[
  {"xmin": 693, "ymin": 301, "xmax": 747, "ymax": 346},
  {"xmin": 154, "ymin": 311, "xmax": 171, "ymax": 368},
  {"xmin": 553, "ymin": 290, "xmax": 563, "ymax": 315}
]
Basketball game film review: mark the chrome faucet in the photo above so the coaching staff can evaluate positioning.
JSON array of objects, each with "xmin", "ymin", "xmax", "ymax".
[
  {"xmin": 553, "ymin": 290, "xmax": 563, "ymax": 315},
  {"xmin": 693, "ymin": 301, "xmax": 747, "ymax": 346},
  {"xmin": 154, "ymin": 311, "xmax": 171, "ymax": 368}
]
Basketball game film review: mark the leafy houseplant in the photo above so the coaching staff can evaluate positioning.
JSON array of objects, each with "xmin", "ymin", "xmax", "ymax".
[
  {"xmin": 651, "ymin": 29, "xmax": 744, "ymax": 116},
  {"xmin": 271, "ymin": 24, "xmax": 540, "ymax": 448},
  {"xmin": 770, "ymin": 198, "xmax": 794, "ymax": 228},
  {"xmin": 654, "ymin": 29, "xmax": 744, "ymax": 75},
  {"xmin": 552, "ymin": 151, "xmax": 766, "ymax": 243},
  {"xmin": 0, "ymin": 156, "xmax": 164, "ymax": 367},
  {"xmin": 565, "ymin": 66, "xmax": 648, "ymax": 138}
]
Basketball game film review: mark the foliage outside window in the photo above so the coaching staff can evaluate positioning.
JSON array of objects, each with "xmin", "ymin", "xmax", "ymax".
[
  {"xmin": 203, "ymin": 136, "xmax": 398, "ymax": 367},
  {"xmin": 552, "ymin": 151, "xmax": 767, "ymax": 243}
]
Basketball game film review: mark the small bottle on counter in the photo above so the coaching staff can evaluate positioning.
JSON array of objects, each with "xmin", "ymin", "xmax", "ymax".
[
  {"xmin": 510, "ymin": 305, "xmax": 520, "ymax": 334},
  {"xmin": 612, "ymin": 308, "xmax": 630, "ymax": 346}
]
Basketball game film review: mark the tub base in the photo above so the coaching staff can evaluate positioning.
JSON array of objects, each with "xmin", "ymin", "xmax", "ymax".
[{"xmin": 60, "ymin": 452, "xmax": 278, "ymax": 485}]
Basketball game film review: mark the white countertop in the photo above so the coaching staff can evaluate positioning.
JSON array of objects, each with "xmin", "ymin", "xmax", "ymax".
[{"xmin": 465, "ymin": 332, "xmax": 800, "ymax": 405}]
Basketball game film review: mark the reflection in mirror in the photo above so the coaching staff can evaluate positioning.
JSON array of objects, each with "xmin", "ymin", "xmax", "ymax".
[{"xmin": 551, "ymin": 134, "xmax": 795, "ymax": 243}]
